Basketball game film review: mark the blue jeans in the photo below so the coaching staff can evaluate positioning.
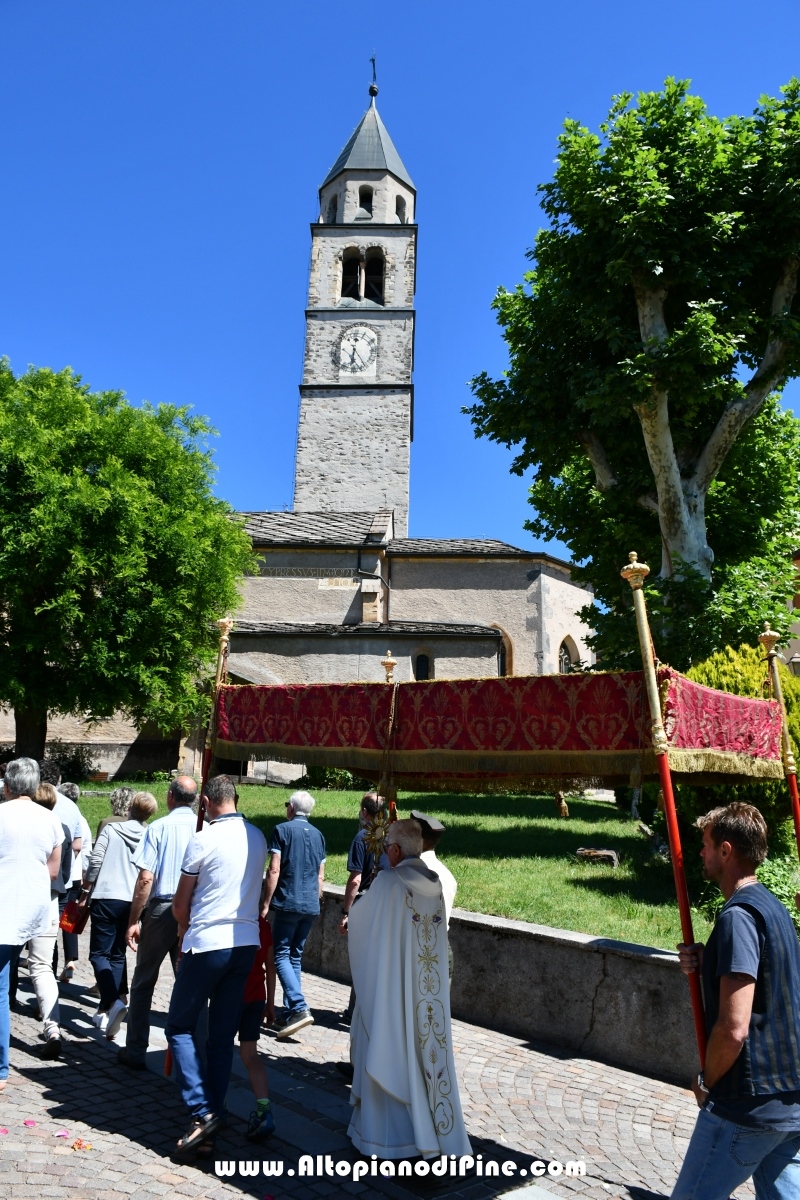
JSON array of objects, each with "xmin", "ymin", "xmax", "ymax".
[
  {"xmin": 165, "ymin": 945, "xmax": 256, "ymax": 1118},
  {"xmin": 88, "ymin": 898, "xmax": 130, "ymax": 1011},
  {"xmin": 672, "ymin": 1107, "xmax": 800, "ymax": 1199},
  {"xmin": 0, "ymin": 945, "xmax": 21, "ymax": 1080},
  {"xmin": 271, "ymin": 910, "xmax": 315, "ymax": 1014}
]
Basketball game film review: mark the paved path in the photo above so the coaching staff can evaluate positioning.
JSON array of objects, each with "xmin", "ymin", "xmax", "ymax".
[{"xmin": 0, "ymin": 939, "xmax": 749, "ymax": 1200}]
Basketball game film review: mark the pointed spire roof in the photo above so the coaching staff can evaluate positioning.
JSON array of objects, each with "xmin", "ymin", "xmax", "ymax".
[{"xmin": 320, "ymin": 91, "xmax": 414, "ymax": 191}]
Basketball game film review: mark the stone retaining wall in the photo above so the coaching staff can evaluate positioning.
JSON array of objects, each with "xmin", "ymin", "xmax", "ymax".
[{"xmin": 304, "ymin": 883, "xmax": 699, "ymax": 1084}]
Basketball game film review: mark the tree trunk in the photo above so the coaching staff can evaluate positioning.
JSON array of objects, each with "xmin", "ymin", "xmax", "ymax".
[{"xmin": 14, "ymin": 705, "xmax": 48, "ymax": 761}]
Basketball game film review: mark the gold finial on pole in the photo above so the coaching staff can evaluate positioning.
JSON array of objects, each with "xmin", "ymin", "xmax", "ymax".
[
  {"xmin": 381, "ymin": 649, "xmax": 396, "ymax": 684},
  {"xmin": 759, "ymin": 621, "xmax": 797, "ymax": 776},
  {"xmin": 620, "ymin": 553, "xmax": 667, "ymax": 755},
  {"xmin": 214, "ymin": 618, "xmax": 235, "ymax": 690},
  {"xmin": 620, "ymin": 550, "xmax": 651, "ymax": 591}
]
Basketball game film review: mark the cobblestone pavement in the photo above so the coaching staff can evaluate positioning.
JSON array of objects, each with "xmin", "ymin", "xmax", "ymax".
[{"xmin": 0, "ymin": 938, "xmax": 751, "ymax": 1200}]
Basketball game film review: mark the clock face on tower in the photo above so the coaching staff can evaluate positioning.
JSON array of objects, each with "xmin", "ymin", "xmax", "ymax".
[{"xmin": 336, "ymin": 325, "xmax": 378, "ymax": 375}]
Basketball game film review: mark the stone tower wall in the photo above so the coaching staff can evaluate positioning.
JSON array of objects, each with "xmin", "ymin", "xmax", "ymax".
[
  {"xmin": 294, "ymin": 168, "xmax": 416, "ymax": 535},
  {"xmin": 293, "ymin": 387, "xmax": 411, "ymax": 535}
]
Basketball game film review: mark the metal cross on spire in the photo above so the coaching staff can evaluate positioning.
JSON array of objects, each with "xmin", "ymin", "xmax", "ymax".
[{"xmin": 369, "ymin": 54, "xmax": 378, "ymax": 100}]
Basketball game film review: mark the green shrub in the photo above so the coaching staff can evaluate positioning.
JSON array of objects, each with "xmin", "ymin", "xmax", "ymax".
[{"xmin": 695, "ymin": 855, "xmax": 800, "ymax": 935}]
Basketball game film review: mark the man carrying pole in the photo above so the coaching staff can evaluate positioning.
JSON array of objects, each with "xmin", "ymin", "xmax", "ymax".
[
  {"xmin": 672, "ymin": 803, "xmax": 800, "ymax": 1199},
  {"xmin": 621, "ymin": 553, "xmax": 800, "ymax": 1196}
]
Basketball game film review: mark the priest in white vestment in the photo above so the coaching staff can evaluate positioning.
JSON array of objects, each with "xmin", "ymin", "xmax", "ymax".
[{"xmin": 347, "ymin": 819, "xmax": 471, "ymax": 1160}]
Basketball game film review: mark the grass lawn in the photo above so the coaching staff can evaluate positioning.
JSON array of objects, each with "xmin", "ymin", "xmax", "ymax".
[{"xmin": 79, "ymin": 784, "xmax": 708, "ymax": 951}]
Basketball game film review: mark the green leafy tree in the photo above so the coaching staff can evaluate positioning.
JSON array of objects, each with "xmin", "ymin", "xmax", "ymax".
[
  {"xmin": 0, "ymin": 361, "xmax": 253, "ymax": 758},
  {"xmin": 467, "ymin": 79, "xmax": 800, "ymax": 667}
]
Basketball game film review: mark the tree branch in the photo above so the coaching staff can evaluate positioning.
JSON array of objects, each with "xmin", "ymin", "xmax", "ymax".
[
  {"xmin": 637, "ymin": 494, "xmax": 660, "ymax": 513},
  {"xmin": 692, "ymin": 257, "xmax": 799, "ymax": 496},
  {"xmin": 579, "ymin": 430, "xmax": 617, "ymax": 492}
]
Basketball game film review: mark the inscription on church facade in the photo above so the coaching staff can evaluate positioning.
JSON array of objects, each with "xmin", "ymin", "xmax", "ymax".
[{"xmin": 260, "ymin": 565, "xmax": 359, "ymax": 588}]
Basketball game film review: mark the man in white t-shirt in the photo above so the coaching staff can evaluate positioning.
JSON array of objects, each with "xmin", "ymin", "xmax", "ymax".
[
  {"xmin": 0, "ymin": 758, "xmax": 63, "ymax": 1089},
  {"xmin": 165, "ymin": 775, "xmax": 268, "ymax": 1156}
]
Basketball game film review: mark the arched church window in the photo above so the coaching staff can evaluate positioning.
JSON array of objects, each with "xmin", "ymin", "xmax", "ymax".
[
  {"xmin": 358, "ymin": 186, "xmax": 373, "ymax": 218},
  {"xmin": 364, "ymin": 249, "xmax": 384, "ymax": 305},
  {"xmin": 395, "ymin": 195, "xmax": 407, "ymax": 224},
  {"xmin": 341, "ymin": 250, "xmax": 360, "ymax": 300},
  {"xmin": 327, "ymin": 196, "xmax": 338, "ymax": 224},
  {"xmin": 558, "ymin": 640, "xmax": 574, "ymax": 674},
  {"xmin": 414, "ymin": 653, "xmax": 431, "ymax": 681}
]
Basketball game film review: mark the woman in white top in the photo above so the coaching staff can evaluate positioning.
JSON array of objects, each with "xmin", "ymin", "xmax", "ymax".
[{"xmin": 0, "ymin": 758, "xmax": 63, "ymax": 1089}]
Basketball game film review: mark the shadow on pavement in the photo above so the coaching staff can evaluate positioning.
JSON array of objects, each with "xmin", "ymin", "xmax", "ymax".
[{"xmin": 9, "ymin": 1009, "xmax": 553, "ymax": 1200}]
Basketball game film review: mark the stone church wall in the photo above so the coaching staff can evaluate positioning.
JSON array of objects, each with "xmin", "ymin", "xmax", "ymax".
[
  {"xmin": 388, "ymin": 556, "xmax": 591, "ymax": 677},
  {"xmin": 536, "ymin": 567, "xmax": 594, "ymax": 673},
  {"xmin": 239, "ymin": 548, "xmax": 369, "ymax": 625},
  {"xmin": 228, "ymin": 631, "xmax": 498, "ymax": 686}
]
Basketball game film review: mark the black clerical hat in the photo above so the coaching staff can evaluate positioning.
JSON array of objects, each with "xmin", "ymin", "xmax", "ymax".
[{"xmin": 410, "ymin": 810, "xmax": 445, "ymax": 834}]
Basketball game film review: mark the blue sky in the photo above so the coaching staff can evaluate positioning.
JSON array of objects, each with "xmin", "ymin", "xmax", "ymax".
[{"xmin": 1, "ymin": 1, "xmax": 799, "ymax": 556}]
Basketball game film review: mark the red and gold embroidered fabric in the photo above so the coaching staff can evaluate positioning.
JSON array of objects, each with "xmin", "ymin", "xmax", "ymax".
[
  {"xmin": 211, "ymin": 672, "xmax": 782, "ymax": 782},
  {"xmin": 212, "ymin": 668, "xmax": 783, "ymax": 785}
]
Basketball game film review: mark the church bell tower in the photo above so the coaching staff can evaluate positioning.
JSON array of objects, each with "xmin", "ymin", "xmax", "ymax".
[{"xmin": 292, "ymin": 80, "xmax": 416, "ymax": 537}]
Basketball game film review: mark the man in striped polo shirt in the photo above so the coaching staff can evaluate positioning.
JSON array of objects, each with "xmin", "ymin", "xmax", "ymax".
[
  {"xmin": 674, "ymin": 802, "xmax": 800, "ymax": 1199},
  {"xmin": 117, "ymin": 775, "xmax": 198, "ymax": 1070}
]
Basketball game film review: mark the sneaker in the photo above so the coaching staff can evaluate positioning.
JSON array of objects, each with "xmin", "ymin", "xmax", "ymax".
[
  {"xmin": 117, "ymin": 1047, "xmax": 146, "ymax": 1071},
  {"xmin": 246, "ymin": 1107, "xmax": 276, "ymax": 1141},
  {"xmin": 58, "ymin": 964, "xmax": 74, "ymax": 983},
  {"xmin": 105, "ymin": 999, "xmax": 128, "ymax": 1040},
  {"xmin": 275, "ymin": 1009, "xmax": 314, "ymax": 1040},
  {"xmin": 174, "ymin": 1112, "xmax": 224, "ymax": 1157},
  {"xmin": 91, "ymin": 1010, "xmax": 109, "ymax": 1035},
  {"xmin": 40, "ymin": 1036, "xmax": 61, "ymax": 1060}
]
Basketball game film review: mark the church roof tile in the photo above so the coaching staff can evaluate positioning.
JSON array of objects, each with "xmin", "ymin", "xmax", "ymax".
[
  {"xmin": 388, "ymin": 537, "xmax": 531, "ymax": 558},
  {"xmin": 231, "ymin": 620, "xmax": 502, "ymax": 639},
  {"xmin": 321, "ymin": 101, "xmax": 414, "ymax": 190},
  {"xmin": 240, "ymin": 510, "xmax": 392, "ymax": 547}
]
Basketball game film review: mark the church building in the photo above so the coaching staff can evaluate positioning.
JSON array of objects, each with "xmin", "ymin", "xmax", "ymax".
[{"xmin": 228, "ymin": 83, "xmax": 592, "ymax": 691}]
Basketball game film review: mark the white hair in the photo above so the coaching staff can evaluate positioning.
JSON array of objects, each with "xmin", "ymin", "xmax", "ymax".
[
  {"xmin": 5, "ymin": 757, "xmax": 41, "ymax": 800},
  {"xmin": 288, "ymin": 790, "xmax": 315, "ymax": 816},
  {"xmin": 386, "ymin": 819, "xmax": 423, "ymax": 859}
]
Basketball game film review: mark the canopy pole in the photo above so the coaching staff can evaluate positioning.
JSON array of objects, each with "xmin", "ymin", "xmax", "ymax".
[
  {"xmin": 758, "ymin": 623, "xmax": 800, "ymax": 861},
  {"xmin": 164, "ymin": 617, "xmax": 234, "ymax": 1077},
  {"xmin": 621, "ymin": 553, "xmax": 707, "ymax": 1064}
]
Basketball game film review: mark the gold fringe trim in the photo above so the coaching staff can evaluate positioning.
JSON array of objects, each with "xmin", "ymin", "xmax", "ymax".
[{"xmin": 212, "ymin": 739, "xmax": 784, "ymax": 782}]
